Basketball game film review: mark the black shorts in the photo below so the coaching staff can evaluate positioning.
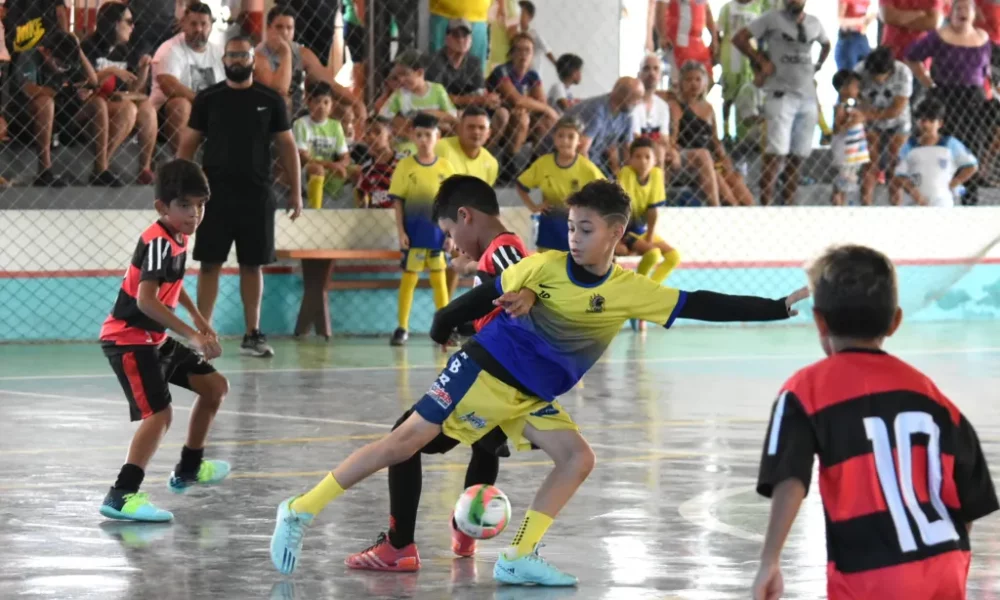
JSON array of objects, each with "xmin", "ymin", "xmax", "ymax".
[
  {"xmin": 344, "ymin": 22, "xmax": 366, "ymax": 63},
  {"xmin": 193, "ymin": 171, "xmax": 277, "ymax": 266},
  {"xmin": 104, "ymin": 338, "xmax": 217, "ymax": 422}
]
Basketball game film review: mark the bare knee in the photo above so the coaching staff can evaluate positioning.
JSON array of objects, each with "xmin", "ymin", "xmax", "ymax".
[
  {"xmin": 492, "ymin": 107, "xmax": 510, "ymax": 131},
  {"xmin": 165, "ymin": 98, "xmax": 192, "ymax": 127},
  {"xmin": 564, "ymin": 444, "xmax": 596, "ymax": 481},
  {"xmin": 149, "ymin": 404, "xmax": 174, "ymax": 431},
  {"xmin": 305, "ymin": 162, "xmax": 325, "ymax": 177}
]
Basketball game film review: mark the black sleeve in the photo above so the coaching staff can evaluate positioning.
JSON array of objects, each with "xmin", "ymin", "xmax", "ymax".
[
  {"xmin": 953, "ymin": 414, "xmax": 999, "ymax": 523},
  {"xmin": 188, "ymin": 90, "xmax": 209, "ymax": 132},
  {"xmin": 270, "ymin": 92, "xmax": 291, "ymax": 133},
  {"xmin": 757, "ymin": 391, "xmax": 817, "ymax": 498},
  {"xmin": 138, "ymin": 238, "xmax": 170, "ymax": 283},
  {"xmin": 675, "ymin": 290, "xmax": 790, "ymax": 323},
  {"xmin": 429, "ymin": 279, "xmax": 503, "ymax": 344}
]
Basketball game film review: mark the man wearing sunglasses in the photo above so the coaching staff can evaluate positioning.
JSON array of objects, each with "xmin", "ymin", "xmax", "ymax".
[{"xmin": 732, "ymin": 0, "xmax": 831, "ymax": 205}]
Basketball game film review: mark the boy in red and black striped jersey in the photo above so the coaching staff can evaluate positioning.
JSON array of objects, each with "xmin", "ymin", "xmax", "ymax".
[
  {"xmin": 754, "ymin": 245, "xmax": 999, "ymax": 600},
  {"xmin": 343, "ymin": 175, "xmax": 530, "ymax": 571},
  {"xmin": 353, "ymin": 116, "xmax": 402, "ymax": 209},
  {"xmin": 98, "ymin": 159, "xmax": 231, "ymax": 523}
]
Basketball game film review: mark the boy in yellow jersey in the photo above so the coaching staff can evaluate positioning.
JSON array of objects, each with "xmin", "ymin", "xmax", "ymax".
[
  {"xmin": 516, "ymin": 116, "xmax": 604, "ymax": 252},
  {"xmin": 388, "ymin": 112, "xmax": 457, "ymax": 346},
  {"xmin": 269, "ymin": 180, "xmax": 809, "ymax": 584}
]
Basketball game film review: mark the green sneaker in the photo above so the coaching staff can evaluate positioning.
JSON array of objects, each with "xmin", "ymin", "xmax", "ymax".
[
  {"xmin": 168, "ymin": 459, "xmax": 231, "ymax": 494},
  {"xmin": 99, "ymin": 489, "xmax": 173, "ymax": 522}
]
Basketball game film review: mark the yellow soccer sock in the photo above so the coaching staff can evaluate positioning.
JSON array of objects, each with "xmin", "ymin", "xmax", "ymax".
[
  {"xmin": 636, "ymin": 248, "xmax": 662, "ymax": 277},
  {"xmin": 307, "ymin": 174, "xmax": 325, "ymax": 209},
  {"xmin": 651, "ymin": 248, "xmax": 681, "ymax": 284},
  {"xmin": 429, "ymin": 269, "xmax": 449, "ymax": 309},
  {"xmin": 398, "ymin": 271, "xmax": 420, "ymax": 330},
  {"xmin": 290, "ymin": 472, "xmax": 344, "ymax": 515},
  {"xmin": 510, "ymin": 509, "xmax": 555, "ymax": 558}
]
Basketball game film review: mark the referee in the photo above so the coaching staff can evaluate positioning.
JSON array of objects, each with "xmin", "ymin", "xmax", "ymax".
[{"xmin": 178, "ymin": 35, "xmax": 302, "ymax": 358}]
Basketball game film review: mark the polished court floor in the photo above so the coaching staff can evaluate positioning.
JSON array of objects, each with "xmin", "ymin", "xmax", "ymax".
[{"xmin": 1, "ymin": 323, "xmax": 999, "ymax": 600}]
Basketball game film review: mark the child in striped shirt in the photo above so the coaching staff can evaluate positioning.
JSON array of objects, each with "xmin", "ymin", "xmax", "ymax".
[{"xmin": 830, "ymin": 70, "xmax": 869, "ymax": 206}]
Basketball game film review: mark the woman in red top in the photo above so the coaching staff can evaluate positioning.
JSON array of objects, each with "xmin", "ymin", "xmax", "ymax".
[{"xmin": 837, "ymin": 0, "xmax": 877, "ymax": 69}]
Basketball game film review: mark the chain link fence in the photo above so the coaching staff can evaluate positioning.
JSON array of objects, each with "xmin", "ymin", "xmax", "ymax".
[{"xmin": 1, "ymin": 0, "xmax": 1000, "ymax": 343}]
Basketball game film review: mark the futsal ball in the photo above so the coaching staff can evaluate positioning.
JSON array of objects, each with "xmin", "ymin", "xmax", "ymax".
[{"xmin": 453, "ymin": 484, "xmax": 512, "ymax": 540}]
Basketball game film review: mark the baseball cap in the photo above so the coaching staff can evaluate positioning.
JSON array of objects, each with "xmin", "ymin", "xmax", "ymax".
[
  {"xmin": 394, "ymin": 48, "xmax": 425, "ymax": 70},
  {"xmin": 447, "ymin": 18, "xmax": 473, "ymax": 34}
]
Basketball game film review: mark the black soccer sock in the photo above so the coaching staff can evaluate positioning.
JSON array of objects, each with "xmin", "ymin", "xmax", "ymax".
[
  {"xmin": 387, "ymin": 451, "xmax": 422, "ymax": 549},
  {"xmin": 177, "ymin": 446, "xmax": 204, "ymax": 478},
  {"xmin": 112, "ymin": 463, "xmax": 145, "ymax": 493},
  {"xmin": 465, "ymin": 444, "xmax": 500, "ymax": 490}
]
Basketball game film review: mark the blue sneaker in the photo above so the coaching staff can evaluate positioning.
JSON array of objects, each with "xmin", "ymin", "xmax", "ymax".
[
  {"xmin": 493, "ymin": 546, "xmax": 578, "ymax": 586},
  {"xmin": 168, "ymin": 459, "xmax": 231, "ymax": 494},
  {"xmin": 270, "ymin": 496, "xmax": 314, "ymax": 575},
  {"xmin": 99, "ymin": 489, "xmax": 174, "ymax": 522}
]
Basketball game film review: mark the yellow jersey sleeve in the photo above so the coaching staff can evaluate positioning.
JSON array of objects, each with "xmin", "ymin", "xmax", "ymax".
[
  {"xmin": 619, "ymin": 271, "xmax": 684, "ymax": 325},
  {"xmin": 581, "ymin": 156, "xmax": 607, "ymax": 183},
  {"xmin": 499, "ymin": 252, "xmax": 551, "ymax": 295},
  {"xmin": 516, "ymin": 157, "xmax": 542, "ymax": 190},
  {"xmin": 484, "ymin": 149, "xmax": 499, "ymax": 186},
  {"xmin": 388, "ymin": 157, "xmax": 412, "ymax": 201},
  {"xmin": 438, "ymin": 157, "xmax": 457, "ymax": 179}
]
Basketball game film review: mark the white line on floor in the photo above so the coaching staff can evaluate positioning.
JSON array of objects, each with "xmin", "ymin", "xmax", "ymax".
[
  {"xmin": 676, "ymin": 484, "xmax": 764, "ymax": 543},
  {"xmin": 0, "ymin": 389, "xmax": 392, "ymax": 429},
  {"xmin": 588, "ymin": 442, "xmax": 761, "ymax": 460},
  {"xmin": 0, "ymin": 344, "xmax": 997, "ymax": 382}
]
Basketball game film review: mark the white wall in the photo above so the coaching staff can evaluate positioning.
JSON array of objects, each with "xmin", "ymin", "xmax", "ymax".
[{"xmin": 530, "ymin": 0, "xmax": 623, "ymax": 98}]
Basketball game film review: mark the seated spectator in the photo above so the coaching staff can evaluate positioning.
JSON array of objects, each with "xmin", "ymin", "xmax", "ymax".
[
  {"xmin": 517, "ymin": 1, "xmax": 557, "ymax": 73},
  {"xmin": 855, "ymin": 46, "xmax": 911, "ymax": 206},
  {"xmin": 353, "ymin": 116, "xmax": 402, "ymax": 208},
  {"xmin": 254, "ymin": 5, "xmax": 366, "ymax": 128},
  {"xmin": 517, "ymin": 116, "xmax": 605, "ymax": 252},
  {"xmin": 149, "ymin": 2, "xmax": 224, "ymax": 154},
  {"xmin": 81, "ymin": 1, "xmax": 158, "ymax": 185},
  {"xmin": 10, "ymin": 30, "xmax": 122, "ymax": 187},
  {"xmin": 905, "ymin": 0, "xmax": 991, "ymax": 205},
  {"xmin": 893, "ymin": 99, "xmax": 978, "ymax": 206},
  {"xmin": 487, "ymin": 33, "xmax": 559, "ymax": 155},
  {"xmin": 5, "ymin": 0, "xmax": 70, "ymax": 54},
  {"xmin": 425, "ymin": 18, "xmax": 508, "ymax": 150},
  {"xmin": 633, "ymin": 53, "xmax": 678, "ymax": 169},
  {"xmin": 668, "ymin": 61, "xmax": 754, "ymax": 206},
  {"xmin": 0, "ymin": 12, "xmax": 10, "ymax": 146},
  {"xmin": 429, "ymin": 0, "xmax": 491, "ymax": 73},
  {"xmin": 553, "ymin": 77, "xmax": 644, "ymax": 176},
  {"xmin": 294, "ymin": 82, "xmax": 349, "ymax": 209},
  {"xmin": 435, "ymin": 106, "xmax": 499, "ymax": 185},
  {"xmin": 379, "ymin": 49, "xmax": 458, "ymax": 140},
  {"xmin": 548, "ymin": 53, "xmax": 583, "ymax": 112}
]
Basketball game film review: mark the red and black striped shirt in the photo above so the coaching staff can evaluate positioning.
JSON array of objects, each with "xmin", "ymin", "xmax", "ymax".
[
  {"xmin": 473, "ymin": 232, "xmax": 529, "ymax": 332},
  {"xmin": 99, "ymin": 221, "xmax": 189, "ymax": 347},
  {"xmin": 758, "ymin": 349, "xmax": 998, "ymax": 600}
]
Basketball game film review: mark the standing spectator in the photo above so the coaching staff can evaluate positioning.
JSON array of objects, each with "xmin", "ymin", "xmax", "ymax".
[
  {"xmin": 341, "ymin": 0, "xmax": 366, "ymax": 97},
  {"xmin": 906, "ymin": 0, "xmax": 991, "ymax": 204},
  {"xmin": 894, "ymin": 98, "xmax": 978, "ymax": 205},
  {"xmin": 294, "ymin": 82, "xmax": 349, "ymax": 210},
  {"xmin": 353, "ymin": 116, "xmax": 401, "ymax": 208},
  {"xmin": 177, "ymin": 35, "xmax": 303, "ymax": 358},
  {"xmin": 286, "ymin": 0, "xmax": 340, "ymax": 67},
  {"xmin": 369, "ymin": 0, "xmax": 418, "ymax": 89},
  {"xmin": 4, "ymin": 0, "xmax": 69, "ymax": 54},
  {"xmin": 254, "ymin": 5, "xmax": 366, "ymax": 127},
  {"xmin": 879, "ymin": 0, "xmax": 943, "ymax": 61},
  {"xmin": 547, "ymin": 53, "xmax": 583, "ymax": 112},
  {"xmin": 487, "ymin": 33, "xmax": 559, "ymax": 155},
  {"xmin": 719, "ymin": 0, "xmax": 766, "ymax": 142},
  {"xmin": 9, "ymin": 30, "xmax": 123, "ymax": 186},
  {"xmin": 425, "ymin": 18, "xmax": 508, "ymax": 150},
  {"xmin": 435, "ymin": 106, "xmax": 499, "ymax": 185},
  {"xmin": 81, "ymin": 1, "xmax": 158, "ymax": 185},
  {"xmin": 488, "ymin": 0, "xmax": 522, "ymax": 73},
  {"xmin": 633, "ymin": 53, "xmax": 677, "ymax": 168},
  {"xmin": 733, "ymin": 0, "xmax": 832, "ymax": 205},
  {"xmin": 556, "ymin": 77, "xmax": 644, "ymax": 176},
  {"xmin": 837, "ymin": 0, "xmax": 877, "ymax": 69},
  {"xmin": 380, "ymin": 50, "xmax": 458, "ymax": 138},
  {"xmin": 829, "ymin": 69, "xmax": 870, "ymax": 205},
  {"xmin": 655, "ymin": 0, "xmax": 718, "ymax": 85},
  {"xmin": 517, "ymin": 1, "xmax": 557, "ymax": 73},
  {"xmin": 150, "ymin": 2, "xmax": 224, "ymax": 155},
  {"xmin": 855, "ymin": 45, "xmax": 912, "ymax": 206},
  {"xmin": 428, "ymin": 0, "xmax": 491, "ymax": 73}
]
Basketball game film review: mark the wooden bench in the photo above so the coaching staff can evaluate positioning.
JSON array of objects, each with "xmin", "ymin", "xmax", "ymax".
[{"xmin": 277, "ymin": 248, "xmax": 473, "ymax": 339}]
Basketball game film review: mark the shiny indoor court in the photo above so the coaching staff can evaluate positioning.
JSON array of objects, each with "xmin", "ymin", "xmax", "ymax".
[{"xmin": 1, "ymin": 323, "xmax": 999, "ymax": 600}]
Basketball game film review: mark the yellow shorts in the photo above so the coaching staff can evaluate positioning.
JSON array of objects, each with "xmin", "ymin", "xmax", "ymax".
[
  {"xmin": 413, "ymin": 350, "xmax": 578, "ymax": 451},
  {"xmin": 624, "ymin": 231, "xmax": 665, "ymax": 252},
  {"xmin": 402, "ymin": 247, "xmax": 447, "ymax": 272}
]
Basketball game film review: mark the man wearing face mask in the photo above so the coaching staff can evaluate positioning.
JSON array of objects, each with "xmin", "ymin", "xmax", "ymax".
[
  {"xmin": 178, "ymin": 36, "xmax": 303, "ymax": 359},
  {"xmin": 732, "ymin": 0, "xmax": 831, "ymax": 206},
  {"xmin": 150, "ymin": 2, "xmax": 225, "ymax": 154}
]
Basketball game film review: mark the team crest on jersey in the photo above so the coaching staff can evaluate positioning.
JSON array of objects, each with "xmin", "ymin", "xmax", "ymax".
[
  {"xmin": 586, "ymin": 293, "xmax": 606, "ymax": 313},
  {"xmin": 571, "ymin": 179, "xmax": 580, "ymax": 191}
]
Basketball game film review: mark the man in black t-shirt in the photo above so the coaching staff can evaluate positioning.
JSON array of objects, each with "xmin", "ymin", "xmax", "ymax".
[{"xmin": 178, "ymin": 36, "xmax": 302, "ymax": 358}]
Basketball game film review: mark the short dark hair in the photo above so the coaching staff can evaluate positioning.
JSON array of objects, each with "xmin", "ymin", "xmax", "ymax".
[
  {"xmin": 808, "ymin": 245, "xmax": 898, "ymax": 339},
  {"xmin": 508, "ymin": 32, "xmax": 535, "ymax": 54},
  {"xmin": 156, "ymin": 159, "xmax": 210, "ymax": 205},
  {"xmin": 432, "ymin": 175, "xmax": 500, "ymax": 221},
  {"xmin": 566, "ymin": 181, "xmax": 631, "ymax": 228},
  {"xmin": 832, "ymin": 69, "xmax": 862, "ymax": 92},
  {"xmin": 518, "ymin": 1, "xmax": 536, "ymax": 17},
  {"xmin": 629, "ymin": 137, "xmax": 656, "ymax": 153},
  {"xmin": 367, "ymin": 115, "xmax": 392, "ymax": 131},
  {"xmin": 864, "ymin": 45, "xmax": 895, "ymax": 76},
  {"xmin": 461, "ymin": 106, "xmax": 489, "ymax": 120},
  {"xmin": 225, "ymin": 35, "xmax": 253, "ymax": 51},
  {"xmin": 394, "ymin": 48, "xmax": 425, "ymax": 71},
  {"xmin": 184, "ymin": 1, "xmax": 214, "ymax": 19},
  {"xmin": 267, "ymin": 4, "xmax": 296, "ymax": 25},
  {"xmin": 412, "ymin": 112, "xmax": 439, "ymax": 129},
  {"xmin": 914, "ymin": 97, "xmax": 946, "ymax": 121},
  {"xmin": 42, "ymin": 30, "xmax": 80, "ymax": 63},
  {"xmin": 554, "ymin": 115, "xmax": 583, "ymax": 133},
  {"xmin": 555, "ymin": 53, "xmax": 583, "ymax": 80},
  {"xmin": 307, "ymin": 80, "xmax": 334, "ymax": 99}
]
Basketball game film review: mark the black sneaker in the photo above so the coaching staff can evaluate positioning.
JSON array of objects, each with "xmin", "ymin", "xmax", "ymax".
[
  {"xmin": 390, "ymin": 327, "xmax": 408, "ymax": 346},
  {"xmin": 91, "ymin": 170, "xmax": 125, "ymax": 187},
  {"xmin": 33, "ymin": 169, "xmax": 67, "ymax": 187},
  {"xmin": 240, "ymin": 329, "xmax": 274, "ymax": 357}
]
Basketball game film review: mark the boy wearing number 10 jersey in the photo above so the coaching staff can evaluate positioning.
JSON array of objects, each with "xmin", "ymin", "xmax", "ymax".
[{"xmin": 753, "ymin": 245, "xmax": 998, "ymax": 600}]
